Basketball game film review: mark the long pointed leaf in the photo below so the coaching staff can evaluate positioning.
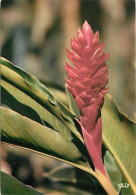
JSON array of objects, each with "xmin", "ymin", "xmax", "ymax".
[
  {"xmin": 1, "ymin": 57, "xmax": 91, "ymax": 161},
  {"xmin": 1, "ymin": 57, "xmax": 82, "ymax": 142},
  {"xmin": 102, "ymin": 94, "xmax": 136, "ymax": 194},
  {"xmin": 1, "ymin": 106, "xmax": 90, "ymax": 169},
  {"xmin": 1, "ymin": 171, "xmax": 44, "ymax": 195}
]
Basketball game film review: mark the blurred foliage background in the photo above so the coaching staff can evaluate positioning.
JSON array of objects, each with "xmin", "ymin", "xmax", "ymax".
[{"xmin": 1, "ymin": 0, "xmax": 135, "ymax": 193}]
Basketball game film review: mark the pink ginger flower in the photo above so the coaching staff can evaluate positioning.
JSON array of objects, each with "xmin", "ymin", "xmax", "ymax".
[{"xmin": 65, "ymin": 21, "xmax": 110, "ymax": 178}]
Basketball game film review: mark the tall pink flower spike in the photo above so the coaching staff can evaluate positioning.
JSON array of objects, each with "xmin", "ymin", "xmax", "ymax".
[{"xmin": 65, "ymin": 21, "xmax": 110, "ymax": 178}]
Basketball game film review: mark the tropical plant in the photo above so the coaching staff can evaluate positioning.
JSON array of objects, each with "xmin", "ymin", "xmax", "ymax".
[{"xmin": 1, "ymin": 21, "xmax": 136, "ymax": 195}]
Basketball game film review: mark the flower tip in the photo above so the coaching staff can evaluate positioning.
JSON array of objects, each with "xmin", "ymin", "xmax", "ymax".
[
  {"xmin": 83, "ymin": 21, "xmax": 93, "ymax": 45},
  {"xmin": 94, "ymin": 31, "xmax": 99, "ymax": 40},
  {"xmin": 83, "ymin": 20, "xmax": 92, "ymax": 32},
  {"xmin": 84, "ymin": 20, "xmax": 89, "ymax": 26}
]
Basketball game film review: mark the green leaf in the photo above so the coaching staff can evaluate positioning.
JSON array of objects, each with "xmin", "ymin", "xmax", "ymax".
[
  {"xmin": 1, "ymin": 57, "xmax": 82, "ymax": 142},
  {"xmin": 1, "ymin": 106, "xmax": 90, "ymax": 170},
  {"xmin": 102, "ymin": 94, "xmax": 136, "ymax": 194},
  {"xmin": 1, "ymin": 106, "xmax": 108, "ymax": 194},
  {"xmin": 1, "ymin": 80, "xmax": 73, "ymax": 141},
  {"xmin": 1, "ymin": 171, "xmax": 43, "ymax": 195},
  {"xmin": 1, "ymin": 57, "xmax": 91, "ymax": 161}
]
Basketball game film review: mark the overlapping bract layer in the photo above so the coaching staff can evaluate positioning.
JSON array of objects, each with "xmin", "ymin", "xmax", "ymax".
[{"xmin": 65, "ymin": 21, "xmax": 110, "ymax": 176}]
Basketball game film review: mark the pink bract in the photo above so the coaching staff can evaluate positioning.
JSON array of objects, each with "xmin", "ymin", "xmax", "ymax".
[{"xmin": 65, "ymin": 21, "xmax": 110, "ymax": 177}]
